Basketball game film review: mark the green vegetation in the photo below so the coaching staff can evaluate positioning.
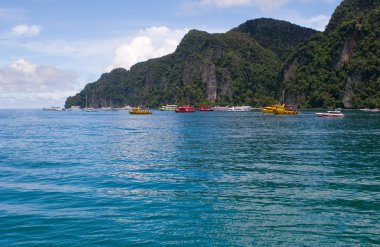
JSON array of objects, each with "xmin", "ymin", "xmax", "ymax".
[
  {"xmin": 65, "ymin": 0, "xmax": 379, "ymax": 109},
  {"xmin": 232, "ymin": 18, "xmax": 318, "ymax": 61},
  {"xmin": 283, "ymin": 0, "xmax": 380, "ymax": 108}
]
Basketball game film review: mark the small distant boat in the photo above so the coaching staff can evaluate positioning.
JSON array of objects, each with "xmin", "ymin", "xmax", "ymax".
[
  {"xmin": 100, "ymin": 107, "xmax": 117, "ymax": 111},
  {"xmin": 199, "ymin": 106, "xmax": 214, "ymax": 111},
  {"xmin": 43, "ymin": 106, "xmax": 64, "ymax": 111},
  {"xmin": 69, "ymin": 106, "xmax": 81, "ymax": 110},
  {"xmin": 83, "ymin": 107, "xmax": 98, "ymax": 112},
  {"xmin": 213, "ymin": 106, "xmax": 230, "ymax": 111},
  {"xmin": 116, "ymin": 105, "xmax": 132, "ymax": 111},
  {"xmin": 129, "ymin": 106, "xmax": 152, "ymax": 114},
  {"xmin": 261, "ymin": 104, "xmax": 285, "ymax": 113},
  {"xmin": 316, "ymin": 110, "xmax": 344, "ymax": 118},
  {"xmin": 274, "ymin": 105, "xmax": 298, "ymax": 115},
  {"xmin": 83, "ymin": 93, "xmax": 97, "ymax": 112},
  {"xmin": 160, "ymin": 104, "xmax": 177, "ymax": 111},
  {"xmin": 228, "ymin": 106, "xmax": 252, "ymax": 112},
  {"xmin": 175, "ymin": 105, "xmax": 195, "ymax": 113},
  {"xmin": 360, "ymin": 108, "xmax": 380, "ymax": 112}
]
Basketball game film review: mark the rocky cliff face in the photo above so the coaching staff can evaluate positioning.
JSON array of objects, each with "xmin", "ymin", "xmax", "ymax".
[
  {"xmin": 282, "ymin": 0, "xmax": 380, "ymax": 108},
  {"xmin": 65, "ymin": 19, "xmax": 318, "ymax": 108}
]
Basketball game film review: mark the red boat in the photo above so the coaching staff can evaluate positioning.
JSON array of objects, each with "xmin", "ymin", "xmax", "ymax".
[
  {"xmin": 199, "ymin": 106, "xmax": 214, "ymax": 111},
  {"xmin": 175, "ymin": 105, "xmax": 196, "ymax": 113}
]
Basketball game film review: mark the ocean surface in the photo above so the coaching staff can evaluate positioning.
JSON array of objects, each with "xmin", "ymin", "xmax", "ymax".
[{"xmin": 0, "ymin": 109, "xmax": 379, "ymax": 246}]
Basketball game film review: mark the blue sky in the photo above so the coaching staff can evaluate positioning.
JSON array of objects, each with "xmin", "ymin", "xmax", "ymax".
[{"xmin": 0, "ymin": 0, "xmax": 342, "ymax": 108}]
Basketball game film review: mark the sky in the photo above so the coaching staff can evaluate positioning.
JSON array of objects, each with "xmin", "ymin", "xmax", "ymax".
[{"xmin": 0, "ymin": 0, "xmax": 342, "ymax": 108}]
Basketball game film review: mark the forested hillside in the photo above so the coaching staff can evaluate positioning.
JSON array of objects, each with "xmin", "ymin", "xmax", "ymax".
[
  {"xmin": 283, "ymin": 0, "xmax": 380, "ymax": 108},
  {"xmin": 65, "ymin": 20, "xmax": 317, "ymax": 108}
]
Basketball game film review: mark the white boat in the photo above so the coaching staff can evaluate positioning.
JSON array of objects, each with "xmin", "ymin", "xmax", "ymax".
[
  {"xmin": 228, "ymin": 106, "xmax": 252, "ymax": 112},
  {"xmin": 316, "ymin": 110, "xmax": 344, "ymax": 117},
  {"xmin": 116, "ymin": 105, "xmax": 132, "ymax": 110},
  {"xmin": 43, "ymin": 106, "xmax": 64, "ymax": 111},
  {"xmin": 83, "ymin": 107, "xmax": 98, "ymax": 112},
  {"xmin": 160, "ymin": 104, "xmax": 177, "ymax": 111},
  {"xmin": 360, "ymin": 108, "xmax": 380, "ymax": 112},
  {"xmin": 100, "ymin": 107, "xmax": 117, "ymax": 111},
  {"xmin": 82, "ymin": 93, "xmax": 98, "ymax": 112},
  {"xmin": 213, "ymin": 106, "xmax": 230, "ymax": 111},
  {"xmin": 70, "ymin": 105, "xmax": 81, "ymax": 110}
]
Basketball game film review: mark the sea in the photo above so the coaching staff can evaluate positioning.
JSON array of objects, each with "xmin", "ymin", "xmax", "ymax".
[{"xmin": 0, "ymin": 109, "xmax": 379, "ymax": 246}]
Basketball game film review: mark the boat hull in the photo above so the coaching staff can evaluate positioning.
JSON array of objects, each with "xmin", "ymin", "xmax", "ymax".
[
  {"xmin": 129, "ymin": 107, "xmax": 152, "ymax": 114},
  {"xmin": 175, "ymin": 106, "xmax": 195, "ymax": 113},
  {"xmin": 274, "ymin": 109, "xmax": 298, "ymax": 115},
  {"xmin": 316, "ymin": 113, "xmax": 344, "ymax": 117}
]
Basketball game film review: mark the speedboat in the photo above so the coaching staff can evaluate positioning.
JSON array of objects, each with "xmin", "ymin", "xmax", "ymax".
[
  {"xmin": 316, "ymin": 110, "xmax": 344, "ymax": 117},
  {"xmin": 360, "ymin": 108, "xmax": 380, "ymax": 112},
  {"xmin": 228, "ymin": 106, "xmax": 252, "ymax": 112},
  {"xmin": 175, "ymin": 105, "xmax": 195, "ymax": 113}
]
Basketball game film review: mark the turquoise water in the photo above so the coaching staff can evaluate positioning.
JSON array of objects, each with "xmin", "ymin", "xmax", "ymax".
[{"xmin": 0, "ymin": 109, "xmax": 379, "ymax": 246}]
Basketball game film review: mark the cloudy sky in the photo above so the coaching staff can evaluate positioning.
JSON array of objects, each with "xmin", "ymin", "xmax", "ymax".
[{"xmin": 0, "ymin": 0, "xmax": 341, "ymax": 108}]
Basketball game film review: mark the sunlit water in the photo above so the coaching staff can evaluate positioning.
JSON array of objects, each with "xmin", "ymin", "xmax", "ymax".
[{"xmin": 0, "ymin": 109, "xmax": 379, "ymax": 246}]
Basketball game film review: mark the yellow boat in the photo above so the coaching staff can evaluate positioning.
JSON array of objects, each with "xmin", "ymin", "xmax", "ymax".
[
  {"xmin": 129, "ymin": 107, "xmax": 152, "ymax": 114},
  {"xmin": 261, "ymin": 104, "xmax": 285, "ymax": 113},
  {"xmin": 274, "ymin": 105, "xmax": 298, "ymax": 115}
]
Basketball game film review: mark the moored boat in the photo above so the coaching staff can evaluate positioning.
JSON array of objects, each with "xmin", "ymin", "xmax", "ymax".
[
  {"xmin": 316, "ymin": 110, "xmax": 344, "ymax": 117},
  {"xmin": 83, "ymin": 107, "xmax": 98, "ymax": 112},
  {"xmin": 213, "ymin": 106, "xmax": 230, "ymax": 111},
  {"xmin": 129, "ymin": 107, "xmax": 152, "ymax": 114},
  {"xmin": 261, "ymin": 104, "xmax": 284, "ymax": 113},
  {"xmin": 43, "ymin": 106, "xmax": 64, "ymax": 111},
  {"xmin": 160, "ymin": 104, "xmax": 177, "ymax": 111},
  {"xmin": 274, "ymin": 105, "xmax": 298, "ymax": 115},
  {"xmin": 228, "ymin": 106, "xmax": 252, "ymax": 112},
  {"xmin": 199, "ymin": 106, "xmax": 214, "ymax": 111},
  {"xmin": 175, "ymin": 105, "xmax": 195, "ymax": 113},
  {"xmin": 360, "ymin": 108, "xmax": 380, "ymax": 112}
]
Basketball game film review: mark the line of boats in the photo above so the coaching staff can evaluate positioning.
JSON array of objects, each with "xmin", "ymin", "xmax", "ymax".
[
  {"xmin": 160, "ymin": 105, "xmax": 254, "ymax": 112},
  {"xmin": 43, "ymin": 104, "xmax": 380, "ymax": 117}
]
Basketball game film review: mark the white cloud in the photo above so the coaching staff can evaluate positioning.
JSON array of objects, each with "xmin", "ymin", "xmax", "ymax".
[
  {"xmin": 282, "ymin": 12, "xmax": 331, "ymax": 31},
  {"xmin": 11, "ymin": 24, "xmax": 41, "ymax": 36},
  {"xmin": 302, "ymin": 14, "xmax": 331, "ymax": 31},
  {"xmin": 106, "ymin": 26, "xmax": 189, "ymax": 72},
  {"xmin": 0, "ymin": 59, "xmax": 78, "ymax": 104}
]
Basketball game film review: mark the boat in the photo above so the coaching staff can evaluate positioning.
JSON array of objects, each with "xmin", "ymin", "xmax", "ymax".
[
  {"xmin": 160, "ymin": 104, "xmax": 177, "ymax": 111},
  {"xmin": 116, "ymin": 105, "xmax": 132, "ymax": 111},
  {"xmin": 82, "ymin": 93, "xmax": 98, "ymax": 112},
  {"xmin": 316, "ymin": 110, "xmax": 344, "ymax": 117},
  {"xmin": 274, "ymin": 105, "xmax": 298, "ymax": 115},
  {"xmin": 360, "ymin": 108, "xmax": 380, "ymax": 112},
  {"xmin": 129, "ymin": 106, "xmax": 152, "ymax": 114},
  {"xmin": 43, "ymin": 106, "xmax": 64, "ymax": 111},
  {"xmin": 261, "ymin": 104, "xmax": 285, "ymax": 113},
  {"xmin": 199, "ymin": 106, "xmax": 214, "ymax": 111},
  {"xmin": 175, "ymin": 105, "xmax": 195, "ymax": 113},
  {"xmin": 100, "ymin": 107, "xmax": 116, "ymax": 111},
  {"xmin": 228, "ymin": 106, "xmax": 252, "ymax": 112},
  {"xmin": 213, "ymin": 106, "xmax": 230, "ymax": 111},
  {"xmin": 69, "ymin": 105, "xmax": 81, "ymax": 110},
  {"xmin": 83, "ymin": 107, "xmax": 98, "ymax": 112}
]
